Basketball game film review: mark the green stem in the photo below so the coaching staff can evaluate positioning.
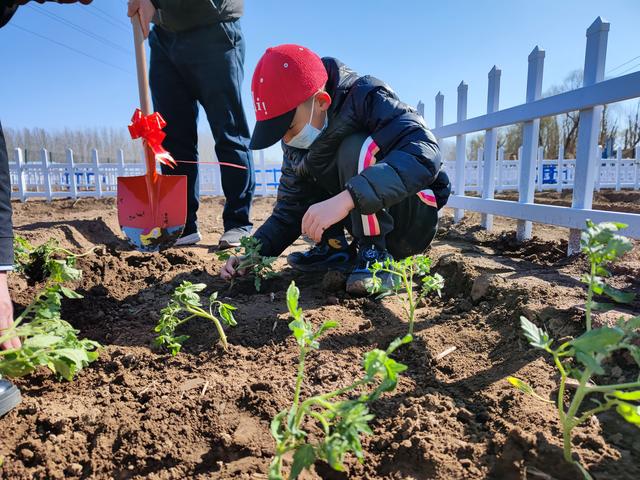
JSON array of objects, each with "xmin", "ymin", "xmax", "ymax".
[
  {"xmin": 586, "ymin": 261, "xmax": 596, "ymax": 331},
  {"xmin": 405, "ymin": 266, "xmax": 415, "ymax": 335},
  {"xmin": 292, "ymin": 346, "xmax": 307, "ymax": 410},
  {"xmin": 562, "ymin": 368, "xmax": 592, "ymax": 463},
  {"xmin": 185, "ymin": 305, "xmax": 228, "ymax": 350},
  {"xmin": 583, "ymin": 381, "xmax": 640, "ymax": 393}
]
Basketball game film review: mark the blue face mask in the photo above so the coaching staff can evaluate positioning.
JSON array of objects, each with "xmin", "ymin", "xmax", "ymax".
[{"xmin": 284, "ymin": 96, "xmax": 328, "ymax": 149}]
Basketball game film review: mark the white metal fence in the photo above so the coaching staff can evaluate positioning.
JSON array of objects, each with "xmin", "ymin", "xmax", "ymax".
[
  {"xmin": 8, "ymin": 147, "xmax": 282, "ymax": 201},
  {"xmin": 427, "ymin": 16, "xmax": 640, "ymax": 251},
  {"xmin": 10, "ymin": 144, "xmax": 639, "ymax": 203}
]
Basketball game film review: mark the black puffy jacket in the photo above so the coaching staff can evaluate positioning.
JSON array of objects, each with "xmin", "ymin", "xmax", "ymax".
[{"xmin": 253, "ymin": 57, "xmax": 450, "ymax": 257}]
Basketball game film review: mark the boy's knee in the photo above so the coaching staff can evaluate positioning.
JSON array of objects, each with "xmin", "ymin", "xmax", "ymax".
[{"xmin": 335, "ymin": 132, "xmax": 371, "ymax": 177}]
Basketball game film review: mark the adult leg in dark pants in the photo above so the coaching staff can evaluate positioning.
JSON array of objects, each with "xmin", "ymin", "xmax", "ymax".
[
  {"xmin": 149, "ymin": 21, "xmax": 255, "ymax": 247},
  {"xmin": 335, "ymin": 133, "xmax": 439, "ymax": 294}
]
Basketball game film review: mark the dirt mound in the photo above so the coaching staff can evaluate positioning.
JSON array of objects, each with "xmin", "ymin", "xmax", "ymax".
[{"xmin": 1, "ymin": 197, "xmax": 638, "ymax": 479}]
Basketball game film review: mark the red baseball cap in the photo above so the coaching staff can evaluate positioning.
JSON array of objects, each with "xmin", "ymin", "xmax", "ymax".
[{"xmin": 250, "ymin": 44, "xmax": 328, "ymax": 150}]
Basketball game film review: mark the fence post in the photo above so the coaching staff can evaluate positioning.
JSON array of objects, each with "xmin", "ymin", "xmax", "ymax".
[
  {"xmin": 15, "ymin": 148, "xmax": 26, "ymax": 202},
  {"xmin": 41, "ymin": 148, "xmax": 53, "ymax": 202},
  {"xmin": 594, "ymin": 145, "xmax": 602, "ymax": 191},
  {"xmin": 516, "ymin": 46, "xmax": 545, "ymax": 241},
  {"xmin": 568, "ymin": 17, "xmax": 609, "ymax": 254},
  {"xmin": 476, "ymin": 147, "xmax": 484, "ymax": 193},
  {"xmin": 481, "ymin": 66, "xmax": 501, "ymax": 230},
  {"xmin": 536, "ymin": 146, "xmax": 544, "ymax": 192},
  {"xmin": 556, "ymin": 144, "xmax": 565, "ymax": 192},
  {"xmin": 615, "ymin": 146, "xmax": 622, "ymax": 191},
  {"xmin": 454, "ymin": 81, "xmax": 468, "ymax": 223},
  {"xmin": 497, "ymin": 147, "xmax": 505, "ymax": 193},
  {"xmin": 117, "ymin": 149, "xmax": 125, "ymax": 176},
  {"xmin": 66, "ymin": 148, "xmax": 78, "ymax": 199},
  {"xmin": 635, "ymin": 145, "xmax": 640, "ymax": 190},
  {"xmin": 435, "ymin": 92, "xmax": 444, "ymax": 132},
  {"xmin": 92, "ymin": 148, "xmax": 103, "ymax": 198}
]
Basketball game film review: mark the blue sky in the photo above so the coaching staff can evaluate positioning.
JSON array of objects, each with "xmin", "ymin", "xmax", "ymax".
[{"xmin": 1, "ymin": 0, "xmax": 638, "ymax": 138}]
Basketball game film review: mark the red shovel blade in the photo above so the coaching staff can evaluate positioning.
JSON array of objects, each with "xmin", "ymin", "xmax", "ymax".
[{"xmin": 117, "ymin": 173, "xmax": 187, "ymax": 252}]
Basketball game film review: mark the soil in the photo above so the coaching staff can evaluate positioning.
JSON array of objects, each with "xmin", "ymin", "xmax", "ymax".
[{"xmin": 1, "ymin": 193, "xmax": 639, "ymax": 480}]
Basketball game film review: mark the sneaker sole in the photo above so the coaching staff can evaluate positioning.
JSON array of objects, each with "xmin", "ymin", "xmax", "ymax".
[
  {"xmin": 0, "ymin": 384, "xmax": 22, "ymax": 417},
  {"xmin": 218, "ymin": 240, "xmax": 241, "ymax": 250},
  {"xmin": 174, "ymin": 232, "xmax": 202, "ymax": 246}
]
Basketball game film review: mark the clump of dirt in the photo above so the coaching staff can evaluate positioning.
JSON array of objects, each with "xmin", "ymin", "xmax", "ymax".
[{"xmin": 1, "ymin": 196, "xmax": 638, "ymax": 479}]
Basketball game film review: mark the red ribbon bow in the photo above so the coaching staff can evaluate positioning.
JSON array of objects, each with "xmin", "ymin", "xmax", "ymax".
[{"xmin": 128, "ymin": 109, "xmax": 176, "ymax": 168}]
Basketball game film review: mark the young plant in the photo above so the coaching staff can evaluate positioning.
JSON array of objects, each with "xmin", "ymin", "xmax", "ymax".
[
  {"xmin": 13, "ymin": 235, "xmax": 96, "ymax": 286},
  {"xmin": 508, "ymin": 221, "xmax": 639, "ymax": 478},
  {"xmin": 508, "ymin": 316, "xmax": 640, "ymax": 478},
  {"xmin": 216, "ymin": 236, "xmax": 277, "ymax": 292},
  {"xmin": 368, "ymin": 255, "xmax": 444, "ymax": 334},
  {"xmin": 1, "ymin": 239, "xmax": 100, "ymax": 381},
  {"xmin": 580, "ymin": 221, "xmax": 634, "ymax": 331},
  {"xmin": 154, "ymin": 281, "xmax": 237, "ymax": 353},
  {"xmin": 269, "ymin": 281, "xmax": 411, "ymax": 480}
]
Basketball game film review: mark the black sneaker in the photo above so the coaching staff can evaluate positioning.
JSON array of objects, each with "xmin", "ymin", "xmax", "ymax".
[
  {"xmin": 0, "ymin": 379, "xmax": 21, "ymax": 417},
  {"xmin": 287, "ymin": 237, "xmax": 356, "ymax": 273},
  {"xmin": 346, "ymin": 245, "xmax": 395, "ymax": 296}
]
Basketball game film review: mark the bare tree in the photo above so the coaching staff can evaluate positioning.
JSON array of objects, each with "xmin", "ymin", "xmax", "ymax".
[{"xmin": 622, "ymin": 101, "xmax": 640, "ymax": 156}]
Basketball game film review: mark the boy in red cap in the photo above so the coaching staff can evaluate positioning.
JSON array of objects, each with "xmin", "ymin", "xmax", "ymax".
[{"xmin": 221, "ymin": 44, "xmax": 450, "ymax": 295}]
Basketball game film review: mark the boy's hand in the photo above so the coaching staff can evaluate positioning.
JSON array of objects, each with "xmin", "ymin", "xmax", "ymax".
[
  {"xmin": 220, "ymin": 256, "xmax": 248, "ymax": 281},
  {"xmin": 302, "ymin": 190, "xmax": 355, "ymax": 243},
  {"xmin": 127, "ymin": 0, "xmax": 155, "ymax": 38},
  {"xmin": 0, "ymin": 272, "xmax": 21, "ymax": 351}
]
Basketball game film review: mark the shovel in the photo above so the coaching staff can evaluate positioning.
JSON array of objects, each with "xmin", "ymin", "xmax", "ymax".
[{"xmin": 117, "ymin": 14, "xmax": 187, "ymax": 252}]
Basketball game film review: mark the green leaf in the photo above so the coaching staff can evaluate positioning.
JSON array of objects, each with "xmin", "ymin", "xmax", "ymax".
[
  {"xmin": 590, "ymin": 302, "xmax": 617, "ymax": 312},
  {"xmin": 520, "ymin": 317, "xmax": 551, "ymax": 349},
  {"xmin": 59, "ymin": 286, "xmax": 83, "ymax": 299},
  {"xmin": 287, "ymin": 282, "xmax": 300, "ymax": 318},
  {"xmin": 623, "ymin": 317, "xmax": 640, "ymax": 331},
  {"xmin": 507, "ymin": 376, "xmax": 536, "ymax": 395},
  {"xmin": 615, "ymin": 401, "xmax": 640, "ymax": 425},
  {"xmin": 612, "ymin": 390, "xmax": 640, "ymax": 401},
  {"xmin": 290, "ymin": 444, "xmax": 315, "ymax": 479},
  {"xmin": 22, "ymin": 335, "xmax": 62, "ymax": 349},
  {"xmin": 270, "ymin": 410, "xmax": 287, "ymax": 444},
  {"xmin": 575, "ymin": 351, "xmax": 605, "ymax": 375},
  {"xmin": 602, "ymin": 284, "xmax": 636, "ymax": 304},
  {"xmin": 386, "ymin": 334, "xmax": 413, "ymax": 354},
  {"xmin": 570, "ymin": 327, "xmax": 625, "ymax": 355}
]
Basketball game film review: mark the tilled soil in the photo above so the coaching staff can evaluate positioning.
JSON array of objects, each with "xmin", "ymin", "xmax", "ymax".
[{"xmin": 0, "ymin": 195, "xmax": 639, "ymax": 480}]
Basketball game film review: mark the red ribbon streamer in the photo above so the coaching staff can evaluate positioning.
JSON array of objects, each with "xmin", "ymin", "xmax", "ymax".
[{"xmin": 128, "ymin": 109, "xmax": 177, "ymax": 168}]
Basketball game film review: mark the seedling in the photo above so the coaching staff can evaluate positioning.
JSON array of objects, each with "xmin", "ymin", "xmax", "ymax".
[
  {"xmin": 154, "ymin": 281, "xmax": 237, "ymax": 353},
  {"xmin": 216, "ymin": 236, "xmax": 277, "ymax": 292},
  {"xmin": 269, "ymin": 281, "xmax": 411, "ymax": 479},
  {"xmin": 1, "ymin": 239, "xmax": 100, "ymax": 381},
  {"xmin": 508, "ymin": 316, "xmax": 640, "ymax": 478},
  {"xmin": 13, "ymin": 236, "xmax": 96, "ymax": 285},
  {"xmin": 508, "ymin": 221, "xmax": 639, "ymax": 478},
  {"xmin": 579, "ymin": 221, "xmax": 634, "ymax": 331},
  {"xmin": 368, "ymin": 255, "xmax": 444, "ymax": 334}
]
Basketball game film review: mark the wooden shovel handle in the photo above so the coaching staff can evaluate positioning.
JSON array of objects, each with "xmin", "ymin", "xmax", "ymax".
[{"xmin": 131, "ymin": 14, "xmax": 152, "ymax": 116}]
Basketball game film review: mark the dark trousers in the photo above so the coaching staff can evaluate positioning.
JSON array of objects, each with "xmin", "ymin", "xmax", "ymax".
[
  {"xmin": 325, "ymin": 133, "xmax": 439, "ymax": 259},
  {"xmin": 149, "ymin": 21, "xmax": 255, "ymax": 233},
  {"xmin": 0, "ymin": 123, "xmax": 13, "ymax": 267}
]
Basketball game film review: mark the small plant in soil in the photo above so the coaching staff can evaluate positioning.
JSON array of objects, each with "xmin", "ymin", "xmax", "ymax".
[
  {"xmin": 367, "ymin": 255, "xmax": 444, "ymax": 334},
  {"xmin": 216, "ymin": 236, "xmax": 277, "ymax": 292},
  {"xmin": 1, "ymin": 239, "xmax": 100, "ymax": 381},
  {"xmin": 269, "ymin": 281, "xmax": 411, "ymax": 480},
  {"xmin": 579, "ymin": 221, "xmax": 634, "ymax": 331},
  {"xmin": 154, "ymin": 281, "xmax": 237, "ymax": 353},
  {"xmin": 508, "ymin": 221, "xmax": 639, "ymax": 478},
  {"xmin": 13, "ymin": 235, "xmax": 96, "ymax": 285}
]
